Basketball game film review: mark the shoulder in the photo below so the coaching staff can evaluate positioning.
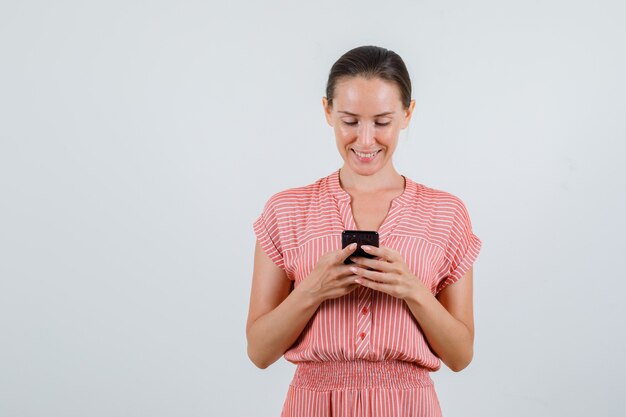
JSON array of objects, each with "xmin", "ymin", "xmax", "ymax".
[
  {"xmin": 259, "ymin": 173, "xmax": 331, "ymax": 217},
  {"xmin": 401, "ymin": 178, "xmax": 476, "ymax": 243},
  {"xmin": 406, "ymin": 177, "xmax": 470, "ymax": 217}
]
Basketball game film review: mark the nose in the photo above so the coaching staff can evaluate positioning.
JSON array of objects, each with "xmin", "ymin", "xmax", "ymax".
[{"xmin": 356, "ymin": 122, "xmax": 375, "ymax": 147}]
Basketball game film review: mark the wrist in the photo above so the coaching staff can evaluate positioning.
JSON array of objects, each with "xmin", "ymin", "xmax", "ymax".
[
  {"xmin": 291, "ymin": 282, "xmax": 323, "ymax": 310},
  {"xmin": 404, "ymin": 281, "xmax": 432, "ymax": 306}
]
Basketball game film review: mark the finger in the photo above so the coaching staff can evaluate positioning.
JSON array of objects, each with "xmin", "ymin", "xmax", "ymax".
[
  {"xmin": 337, "ymin": 282, "xmax": 360, "ymax": 296},
  {"xmin": 341, "ymin": 276, "xmax": 361, "ymax": 288},
  {"xmin": 328, "ymin": 281, "xmax": 360, "ymax": 299},
  {"xmin": 332, "ymin": 275, "xmax": 362, "ymax": 294},
  {"xmin": 346, "ymin": 283, "xmax": 360, "ymax": 293},
  {"xmin": 335, "ymin": 264, "xmax": 362, "ymax": 278},
  {"xmin": 361, "ymin": 245, "xmax": 388, "ymax": 259},
  {"xmin": 349, "ymin": 265, "xmax": 389, "ymax": 283},
  {"xmin": 349, "ymin": 256, "xmax": 394, "ymax": 272},
  {"xmin": 362, "ymin": 245, "xmax": 401, "ymax": 263},
  {"xmin": 336, "ymin": 272, "xmax": 360, "ymax": 284},
  {"xmin": 355, "ymin": 276, "xmax": 387, "ymax": 292},
  {"xmin": 336, "ymin": 242, "xmax": 358, "ymax": 263}
]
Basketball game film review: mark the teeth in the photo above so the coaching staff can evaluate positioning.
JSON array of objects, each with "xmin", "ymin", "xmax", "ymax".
[{"xmin": 355, "ymin": 150, "xmax": 378, "ymax": 158}]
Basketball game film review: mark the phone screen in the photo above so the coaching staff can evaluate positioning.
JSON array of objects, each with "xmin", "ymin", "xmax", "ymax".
[{"xmin": 342, "ymin": 230, "xmax": 379, "ymax": 264}]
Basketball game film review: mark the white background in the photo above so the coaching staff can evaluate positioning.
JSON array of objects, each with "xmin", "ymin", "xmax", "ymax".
[{"xmin": 1, "ymin": 1, "xmax": 625, "ymax": 416}]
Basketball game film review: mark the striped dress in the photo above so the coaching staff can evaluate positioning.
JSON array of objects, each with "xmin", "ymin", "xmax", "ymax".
[{"xmin": 253, "ymin": 170, "xmax": 482, "ymax": 417}]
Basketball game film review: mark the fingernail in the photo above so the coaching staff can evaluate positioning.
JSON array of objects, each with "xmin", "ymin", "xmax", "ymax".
[
  {"xmin": 362, "ymin": 245, "xmax": 371, "ymax": 250},
  {"xmin": 350, "ymin": 243, "xmax": 357, "ymax": 249},
  {"xmin": 349, "ymin": 266, "xmax": 358, "ymax": 273}
]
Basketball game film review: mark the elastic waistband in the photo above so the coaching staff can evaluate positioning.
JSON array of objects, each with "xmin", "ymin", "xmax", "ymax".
[{"xmin": 291, "ymin": 360, "xmax": 433, "ymax": 391}]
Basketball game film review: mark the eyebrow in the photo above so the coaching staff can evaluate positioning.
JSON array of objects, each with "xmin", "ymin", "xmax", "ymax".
[{"xmin": 337, "ymin": 111, "xmax": 395, "ymax": 117}]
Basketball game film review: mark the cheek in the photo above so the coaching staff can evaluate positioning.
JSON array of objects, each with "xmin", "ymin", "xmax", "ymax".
[
  {"xmin": 379, "ymin": 128, "xmax": 400, "ymax": 144},
  {"xmin": 335, "ymin": 126, "xmax": 355, "ymax": 142}
]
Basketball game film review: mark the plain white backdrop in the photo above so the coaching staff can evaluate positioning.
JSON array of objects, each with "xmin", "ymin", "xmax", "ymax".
[{"xmin": 1, "ymin": 1, "xmax": 625, "ymax": 416}]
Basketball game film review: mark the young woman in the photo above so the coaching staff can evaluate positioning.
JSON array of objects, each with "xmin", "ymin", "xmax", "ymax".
[{"xmin": 246, "ymin": 45, "xmax": 482, "ymax": 417}]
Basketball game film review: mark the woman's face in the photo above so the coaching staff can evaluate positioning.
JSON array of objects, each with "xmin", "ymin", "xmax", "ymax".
[{"xmin": 323, "ymin": 76, "xmax": 415, "ymax": 178}]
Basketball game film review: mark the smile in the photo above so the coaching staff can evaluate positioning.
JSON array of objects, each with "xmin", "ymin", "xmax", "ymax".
[{"xmin": 353, "ymin": 149, "xmax": 380, "ymax": 159}]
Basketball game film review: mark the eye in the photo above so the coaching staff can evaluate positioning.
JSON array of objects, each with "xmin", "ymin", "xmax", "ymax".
[
  {"xmin": 342, "ymin": 120, "xmax": 358, "ymax": 126},
  {"xmin": 375, "ymin": 122, "xmax": 391, "ymax": 127}
]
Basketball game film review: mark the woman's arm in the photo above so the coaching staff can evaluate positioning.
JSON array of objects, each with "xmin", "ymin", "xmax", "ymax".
[
  {"xmin": 246, "ymin": 241, "xmax": 359, "ymax": 369},
  {"xmin": 350, "ymin": 246, "xmax": 475, "ymax": 372},
  {"xmin": 405, "ymin": 268, "xmax": 474, "ymax": 372}
]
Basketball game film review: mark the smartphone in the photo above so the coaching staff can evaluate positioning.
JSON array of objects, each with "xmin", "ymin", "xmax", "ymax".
[{"xmin": 342, "ymin": 230, "xmax": 379, "ymax": 264}]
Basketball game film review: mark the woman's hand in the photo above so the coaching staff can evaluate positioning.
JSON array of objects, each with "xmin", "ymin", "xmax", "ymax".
[
  {"xmin": 349, "ymin": 245, "xmax": 430, "ymax": 300},
  {"xmin": 247, "ymin": 241, "xmax": 358, "ymax": 368},
  {"xmin": 349, "ymin": 245, "xmax": 475, "ymax": 371},
  {"xmin": 295, "ymin": 243, "xmax": 360, "ymax": 304}
]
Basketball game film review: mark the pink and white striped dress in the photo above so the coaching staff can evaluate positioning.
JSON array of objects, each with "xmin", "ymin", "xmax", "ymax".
[{"xmin": 253, "ymin": 170, "xmax": 482, "ymax": 417}]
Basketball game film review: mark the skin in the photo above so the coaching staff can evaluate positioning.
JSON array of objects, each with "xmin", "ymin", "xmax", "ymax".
[{"xmin": 246, "ymin": 76, "xmax": 474, "ymax": 372}]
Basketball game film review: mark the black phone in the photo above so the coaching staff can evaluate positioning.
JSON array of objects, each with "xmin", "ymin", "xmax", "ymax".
[{"xmin": 342, "ymin": 230, "xmax": 379, "ymax": 264}]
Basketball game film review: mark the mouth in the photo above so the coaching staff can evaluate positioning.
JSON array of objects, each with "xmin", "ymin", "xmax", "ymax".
[{"xmin": 352, "ymin": 149, "xmax": 381, "ymax": 162}]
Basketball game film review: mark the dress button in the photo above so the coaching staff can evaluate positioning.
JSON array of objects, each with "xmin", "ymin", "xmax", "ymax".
[
  {"xmin": 362, "ymin": 307, "xmax": 368, "ymax": 315},
  {"xmin": 360, "ymin": 332, "xmax": 366, "ymax": 340}
]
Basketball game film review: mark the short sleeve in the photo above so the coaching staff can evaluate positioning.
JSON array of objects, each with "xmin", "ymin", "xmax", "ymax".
[
  {"xmin": 253, "ymin": 196, "xmax": 285, "ymax": 270},
  {"xmin": 436, "ymin": 198, "xmax": 482, "ymax": 295}
]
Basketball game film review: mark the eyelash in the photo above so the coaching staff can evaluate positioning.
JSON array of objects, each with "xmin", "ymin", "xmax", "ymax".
[{"xmin": 343, "ymin": 121, "xmax": 391, "ymax": 127}]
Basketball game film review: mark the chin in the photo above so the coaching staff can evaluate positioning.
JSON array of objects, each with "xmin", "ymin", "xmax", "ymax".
[{"xmin": 345, "ymin": 162, "xmax": 384, "ymax": 177}]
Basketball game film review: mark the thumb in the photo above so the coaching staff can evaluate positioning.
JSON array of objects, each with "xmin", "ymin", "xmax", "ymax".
[{"xmin": 338, "ymin": 242, "xmax": 357, "ymax": 262}]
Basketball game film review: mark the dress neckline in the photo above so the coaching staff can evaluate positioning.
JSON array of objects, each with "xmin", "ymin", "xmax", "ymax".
[{"xmin": 327, "ymin": 169, "xmax": 416, "ymax": 239}]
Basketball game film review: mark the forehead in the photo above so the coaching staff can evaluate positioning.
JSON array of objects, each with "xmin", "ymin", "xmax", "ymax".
[{"xmin": 332, "ymin": 76, "xmax": 403, "ymax": 114}]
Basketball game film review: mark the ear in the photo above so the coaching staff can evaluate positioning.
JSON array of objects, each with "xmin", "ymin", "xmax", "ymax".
[
  {"xmin": 322, "ymin": 97, "xmax": 334, "ymax": 127},
  {"xmin": 401, "ymin": 99, "xmax": 416, "ymax": 129}
]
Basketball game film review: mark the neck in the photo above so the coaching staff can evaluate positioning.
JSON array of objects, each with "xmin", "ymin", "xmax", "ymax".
[{"xmin": 339, "ymin": 165, "xmax": 404, "ymax": 193}]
